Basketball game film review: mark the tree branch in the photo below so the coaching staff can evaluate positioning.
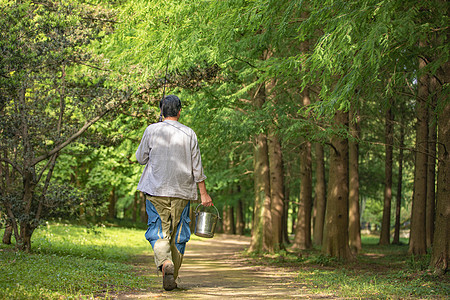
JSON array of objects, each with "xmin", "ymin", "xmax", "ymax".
[
  {"xmin": 0, "ymin": 157, "xmax": 23, "ymax": 176},
  {"xmin": 31, "ymin": 93, "xmax": 131, "ymax": 166}
]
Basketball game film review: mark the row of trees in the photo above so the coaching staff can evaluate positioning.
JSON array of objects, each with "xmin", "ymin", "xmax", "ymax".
[{"xmin": 1, "ymin": 0, "xmax": 448, "ymax": 275}]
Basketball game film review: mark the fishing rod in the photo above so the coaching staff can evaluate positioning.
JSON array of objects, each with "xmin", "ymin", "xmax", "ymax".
[{"xmin": 159, "ymin": 46, "xmax": 171, "ymax": 122}]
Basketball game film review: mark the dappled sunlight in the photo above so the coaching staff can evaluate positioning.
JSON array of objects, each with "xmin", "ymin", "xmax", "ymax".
[{"xmin": 130, "ymin": 235, "xmax": 330, "ymax": 299}]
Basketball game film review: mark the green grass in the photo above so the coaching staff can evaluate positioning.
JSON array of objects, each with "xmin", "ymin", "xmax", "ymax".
[
  {"xmin": 244, "ymin": 235, "xmax": 450, "ymax": 299},
  {"xmin": 2, "ymin": 225, "xmax": 449, "ymax": 299},
  {"xmin": 0, "ymin": 222, "xmax": 157, "ymax": 299}
]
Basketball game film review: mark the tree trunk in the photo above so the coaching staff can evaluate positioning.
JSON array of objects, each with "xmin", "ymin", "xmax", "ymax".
[
  {"xmin": 322, "ymin": 110, "xmax": 352, "ymax": 260},
  {"xmin": 291, "ymin": 200, "xmax": 297, "ymax": 235},
  {"xmin": 1, "ymin": 152, "xmax": 15, "ymax": 246},
  {"xmin": 393, "ymin": 121, "xmax": 405, "ymax": 245},
  {"xmin": 223, "ymin": 204, "xmax": 235, "ymax": 234},
  {"xmin": 108, "ymin": 187, "xmax": 116, "ymax": 219},
  {"xmin": 236, "ymin": 198, "xmax": 245, "ymax": 235},
  {"xmin": 349, "ymin": 106, "xmax": 361, "ymax": 252},
  {"xmin": 293, "ymin": 87, "xmax": 313, "ymax": 250},
  {"xmin": 18, "ymin": 221, "xmax": 34, "ymax": 252},
  {"xmin": 426, "ymin": 86, "xmax": 437, "ymax": 249},
  {"xmin": 2, "ymin": 221, "xmax": 12, "ymax": 245},
  {"xmin": 249, "ymin": 132, "xmax": 273, "ymax": 252},
  {"xmin": 430, "ymin": 100, "xmax": 449, "ymax": 275},
  {"xmin": 132, "ymin": 191, "xmax": 137, "ymax": 222},
  {"xmin": 380, "ymin": 102, "xmax": 394, "ymax": 245},
  {"xmin": 268, "ymin": 131, "xmax": 285, "ymax": 251},
  {"xmin": 249, "ymin": 75, "xmax": 273, "ymax": 253},
  {"xmin": 429, "ymin": 57, "xmax": 449, "ymax": 274},
  {"xmin": 409, "ymin": 54, "xmax": 429, "ymax": 256},
  {"xmin": 140, "ymin": 192, "xmax": 147, "ymax": 224},
  {"xmin": 282, "ymin": 179, "xmax": 291, "ymax": 245},
  {"xmin": 313, "ymin": 143, "xmax": 326, "ymax": 246},
  {"xmin": 17, "ymin": 167, "xmax": 37, "ymax": 251}
]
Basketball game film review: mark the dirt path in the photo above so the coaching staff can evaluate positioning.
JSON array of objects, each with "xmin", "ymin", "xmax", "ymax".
[{"xmin": 118, "ymin": 234, "xmax": 330, "ymax": 299}]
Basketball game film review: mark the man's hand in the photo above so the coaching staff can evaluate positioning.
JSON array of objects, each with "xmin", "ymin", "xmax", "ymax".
[
  {"xmin": 198, "ymin": 180, "xmax": 213, "ymax": 206},
  {"xmin": 200, "ymin": 193, "xmax": 213, "ymax": 207}
]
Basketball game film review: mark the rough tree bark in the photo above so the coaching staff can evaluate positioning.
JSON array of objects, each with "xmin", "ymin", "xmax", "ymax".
[
  {"xmin": 293, "ymin": 86, "xmax": 313, "ymax": 250},
  {"xmin": 349, "ymin": 105, "xmax": 361, "ymax": 252},
  {"xmin": 429, "ymin": 59, "xmax": 449, "ymax": 275},
  {"xmin": 426, "ymin": 82, "xmax": 437, "ymax": 249},
  {"xmin": 268, "ymin": 131, "xmax": 285, "ymax": 251},
  {"xmin": 409, "ymin": 52, "xmax": 429, "ymax": 256},
  {"xmin": 236, "ymin": 198, "xmax": 245, "ymax": 235},
  {"xmin": 2, "ymin": 221, "xmax": 12, "ymax": 245},
  {"xmin": 430, "ymin": 101, "xmax": 449, "ymax": 275},
  {"xmin": 313, "ymin": 143, "xmax": 327, "ymax": 246},
  {"xmin": 393, "ymin": 120, "xmax": 405, "ymax": 245},
  {"xmin": 223, "ymin": 204, "xmax": 235, "ymax": 234},
  {"xmin": 249, "ymin": 132, "xmax": 273, "ymax": 252},
  {"xmin": 249, "ymin": 82, "xmax": 273, "ymax": 253},
  {"xmin": 380, "ymin": 101, "xmax": 394, "ymax": 245},
  {"xmin": 266, "ymin": 76, "xmax": 285, "ymax": 251},
  {"xmin": 322, "ymin": 110, "xmax": 352, "ymax": 260}
]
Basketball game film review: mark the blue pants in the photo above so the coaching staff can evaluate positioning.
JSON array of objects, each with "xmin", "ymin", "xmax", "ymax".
[{"xmin": 145, "ymin": 196, "xmax": 191, "ymax": 279}]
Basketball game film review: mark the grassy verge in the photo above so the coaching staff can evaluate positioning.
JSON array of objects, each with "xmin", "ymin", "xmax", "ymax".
[
  {"xmin": 0, "ymin": 222, "xmax": 157, "ymax": 299},
  {"xmin": 245, "ymin": 236, "xmax": 449, "ymax": 299}
]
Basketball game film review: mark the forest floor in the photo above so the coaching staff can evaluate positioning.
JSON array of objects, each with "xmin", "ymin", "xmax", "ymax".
[{"xmin": 115, "ymin": 234, "xmax": 331, "ymax": 299}]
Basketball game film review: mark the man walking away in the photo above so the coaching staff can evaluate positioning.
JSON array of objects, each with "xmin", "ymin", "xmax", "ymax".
[{"xmin": 136, "ymin": 95, "xmax": 213, "ymax": 291}]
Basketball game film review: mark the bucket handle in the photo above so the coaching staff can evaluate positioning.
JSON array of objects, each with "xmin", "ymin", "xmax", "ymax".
[{"xmin": 195, "ymin": 204, "xmax": 221, "ymax": 219}]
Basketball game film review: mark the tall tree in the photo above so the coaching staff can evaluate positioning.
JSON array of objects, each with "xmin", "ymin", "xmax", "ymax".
[
  {"xmin": 313, "ymin": 142, "xmax": 327, "ymax": 246},
  {"xmin": 265, "ymin": 73, "xmax": 285, "ymax": 251},
  {"xmin": 392, "ymin": 116, "xmax": 405, "ymax": 245},
  {"xmin": 268, "ymin": 129, "xmax": 285, "ymax": 251},
  {"xmin": 430, "ymin": 98, "xmax": 449, "ymax": 275},
  {"xmin": 249, "ymin": 83, "xmax": 273, "ymax": 253},
  {"xmin": 236, "ymin": 197, "xmax": 245, "ymax": 235},
  {"xmin": 380, "ymin": 100, "xmax": 394, "ymax": 245},
  {"xmin": 348, "ymin": 105, "xmax": 361, "ymax": 252},
  {"xmin": 426, "ymin": 89, "xmax": 437, "ymax": 249},
  {"xmin": 293, "ymin": 86, "xmax": 313, "ymax": 250},
  {"xmin": 222, "ymin": 203, "xmax": 236, "ymax": 234},
  {"xmin": 322, "ymin": 110, "xmax": 352, "ymax": 260},
  {"xmin": 429, "ymin": 49, "xmax": 449, "ymax": 273},
  {"xmin": 409, "ymin": 50, "xmax": 430, "ymax": 255}
]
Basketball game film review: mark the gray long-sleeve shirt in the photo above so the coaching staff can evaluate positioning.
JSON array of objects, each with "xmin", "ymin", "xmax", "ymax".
[{"xmin": 136, "ymin": 120, "xmax": 206, "ymax": 201}]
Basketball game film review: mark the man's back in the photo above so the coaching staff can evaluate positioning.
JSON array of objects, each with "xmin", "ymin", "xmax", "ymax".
[{"xmin": 136, "ymin": 120, "xmax": 206, "ymax": 200}]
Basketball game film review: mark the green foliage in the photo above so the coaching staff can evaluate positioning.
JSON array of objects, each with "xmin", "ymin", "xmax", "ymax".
[
  {"xmin": 0, "ymin": 0, "xmax": 133, "ymax": 250},
  {"xmin": 298, "ymin": 0, "xmax": 449, "ymax": 108},
  {"xmin": 308, "ymin": 254, "xmax": 341, "ymax": 267},
  {"xmin": 0, "ymin": 223, "xmax": 154, "ymax": 299},
  {"xmin": 2, "ymin": 0, "xmax": 445, "ymax": 254}
]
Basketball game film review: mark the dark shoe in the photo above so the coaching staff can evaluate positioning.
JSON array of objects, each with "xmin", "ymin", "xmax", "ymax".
[{"xmin": 162, "ymin": 260, "xmax": 177, "ymax": 291}]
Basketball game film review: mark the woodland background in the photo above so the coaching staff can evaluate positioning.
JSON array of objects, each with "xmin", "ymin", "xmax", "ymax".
[{"xmin": 0, "ymin": 0, "xmax": 448, "ymax": 275}]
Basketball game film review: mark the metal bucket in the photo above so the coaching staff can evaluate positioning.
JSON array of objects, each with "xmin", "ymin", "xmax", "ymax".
[{"xmin": 194, "ymin": 204, "xmax": 220, "ymax": 238}]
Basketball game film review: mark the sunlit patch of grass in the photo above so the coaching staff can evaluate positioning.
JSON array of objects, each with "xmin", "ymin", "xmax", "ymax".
[
  {"xmin": 295, "ymin": 238, "xmax": 449, "ymax": 299},
  {"xmin": 245, "ymin": 236, "xmax": 449, "ymax": 299},
  {"xmin": 0, "ymin": 222, "xmax": 157, "ymax": 299},
  {"xmin": 32, "ymin": 222, "xmax": 150, "ymax": 261},
  {"xmin": 299, "ymin": 267, "xmax": 449, "ymax": 299}
]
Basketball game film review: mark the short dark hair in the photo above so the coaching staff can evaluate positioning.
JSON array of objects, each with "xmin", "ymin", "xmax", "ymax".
[{"xmin": 160, "ymin": 95, "xmax": 182, "ymax": 117}]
